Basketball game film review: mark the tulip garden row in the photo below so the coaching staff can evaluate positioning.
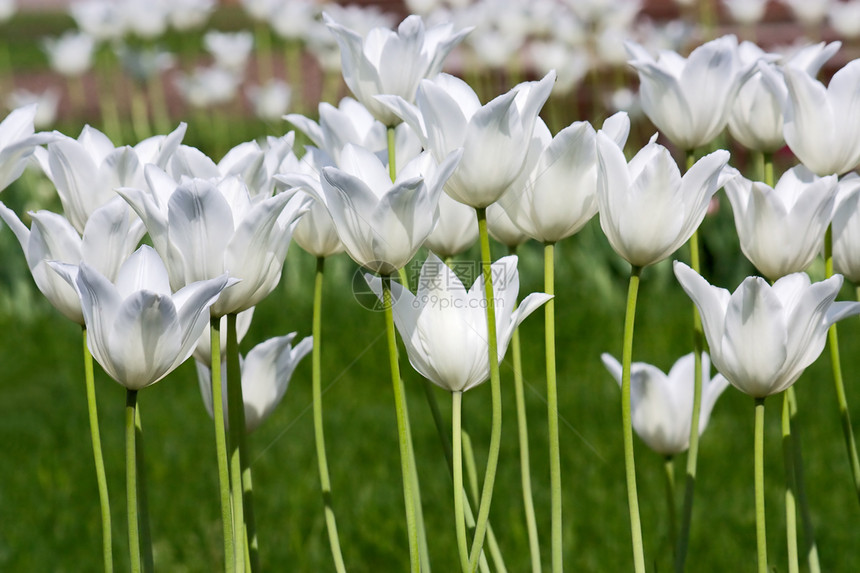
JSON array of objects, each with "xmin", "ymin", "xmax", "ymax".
[{"xmin": 3, "ymin": 3, "xmax": 860, "ymax": 573}]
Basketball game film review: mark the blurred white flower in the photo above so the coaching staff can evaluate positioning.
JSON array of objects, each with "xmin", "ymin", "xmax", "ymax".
[
  {"xmin": 0, "ymin": 0, "xmax": 16, "ymax": 23},
  {"xmin": 175, "ymin": 66, "xmax": 241, "ymax": 108},
  {"xmin": 117, "ymin": 44, "xmax": 175, "ymax": 83},
  {"xmin": 239, "ymin": 0, "xmax": 280, "ymax": 21},
  {"xmin": 42, "ymin": 31, "xmax": 96, "ymax": 77},
  {"xmin": 723, "ymin": 0, "xmax": 769, "ymax": 25},
  {"xmin": 203, "ymin": 30, "xmax": 254, "ymax": 74},
  {"xmin": 271, "ymin": 0, "xmax": 320, "ymax": 41},
  {"xmin": 168, "ymin": 0, "xmax": 215, "ymax": 31},
  {"xmin": 121, "ymin": 0, "xmax": 169, "ymax": 40},
  {"xmin": 197, "ymin": 332, "xmax": 312, "ymax": 432},
  {"xmin": 780, "ymin": 0, "xmax": 831, "ymax": 27},
  {"xmin": 7, "ymin": 88, "xmax": 60, "ymax": 129},
  {"xmin": 246, "ymin": 79, "xmax": 292, "ymax": 122},
  {"xmin": 70, "ymin": 0, "xmax": 126, "ymax": 42},
  {"xmin": 831, "ymin": 174, "xmax": 860, "ymax": 283},
  {"xmin": 829, "ymin": 0, "xmax": 860, "ymax": 39}
]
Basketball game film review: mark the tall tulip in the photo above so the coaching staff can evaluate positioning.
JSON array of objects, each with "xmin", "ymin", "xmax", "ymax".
[
  {"xmin": 324, "ymin": 12, "xmax": 471, "ymax": 126},
  {"xmin": 595, "ymin": 132, "xmax": 732, "ymax": 269},
  {"xmin": 0, "ymin": 104, "xmax": 56, "ymax": 192},
  {"xmin": 724, "ymin": 166, "xmax": 838, "ymax": 281},
  {"xmin": 601, "ymin": 352, "xmax": 729, "ymax": 456},
  {"xmin": 625, "ymin": 35, "xmax": 756, "ymax": 151},
  {"xmin": 379, "ymin": 71, "xmax": 556, "ymax": 208}
]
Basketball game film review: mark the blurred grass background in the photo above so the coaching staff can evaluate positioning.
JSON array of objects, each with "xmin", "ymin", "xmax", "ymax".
[{"xmin": 1, "ymin": 3, "xmax": 860, "ymax": 572}]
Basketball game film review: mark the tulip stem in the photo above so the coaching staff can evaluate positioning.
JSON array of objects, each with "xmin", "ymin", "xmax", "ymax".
[
  {"xmin": 468, "ymin": 207, "xmax": 504, "ymax": 571},
  {"xmin": 312, "ymin": 257, "xmax": 347, "ymax": 573},
  {"xmin": 96, "ymin": 45, "xmax": 123, "ymax": 143},
  {"xmin": 787, "ymin": 387, "xmax": 821, "ymax": 573},
  {"xmin": 382, "ymin": 274, "xmax": 421, "ymax": 573},
  {"xmin": 677, "ymin": 149, "xmax": 703, "ymax": 573},
  {"xmin": 544, "ymin": 242, "xmax": 563, "ymax": 573},
  {"xmin": 226, "ymin": 313, "xmax": 247, "ymax": 573},
  {"xmin": 254, "ymin": 21, "xmax": 274, "ymax": 85},
  {"xmin": 754, "ymin": 397, "xmax": 768, "ymax": 573},
  {"xmin": 134, "ymin": 405, "xmax": 154, "ymax": 573},
  {"xmin": 453, "ymin": 391, "xmax": 470, "ymax": 573},
  {"xmin": 387, "ymin": 126, "xmax": 397, "ymax": 181},
  {"xmin": 825, "ymin": 226, "xmax": 860, "ymax": 504},
  {"xmin": 462, "ymin": 431, "xmax": 507, "ymax": 573},
  {"xmin": 664, "ymin": 456, "xmax": 677, "ymax": 562},
  {"xmin": 421, "ymin": 382, "xmax": 505, "ymax": 572},
  {"xmin": 126, "ymin": 389, "xmax": 141, "ymax": 573},
  {"xmin": 82, "ymin": 328, "xmax": 114, "ymax": 573},
  {"xmin": 621, "ymin": 264, "xmax": 647, "ymax": 573},
  {"xmin": 211, "ymin": 318, "xmax": 236, "ymax": 573},
  {"xmin": 781, "ymin": 391, "xmax": 800, "ymax": 573},
  {"xmin": 509, "ymin": 251, "xmax": 541, "ymax": 573}
]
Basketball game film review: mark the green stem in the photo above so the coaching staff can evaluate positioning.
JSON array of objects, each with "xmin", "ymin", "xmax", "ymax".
[
  {"xmin": 97, "ymin": 46, "xmax": 123, "ymax": 143},
  {"xmin": 664, "ymin": 456, "xmax": 677, "ymax": 563},
  {"xmin": 255, "ymin": 21, "xmax": 274, "ymax": 85},
  {"xmin": 211, "ymin": 318, "xmax": 235, "ymax": 573},
  {"xmin": 148, "ymin": 72, "xmax": 172, "ymax": 136},
  {"xmin": 227, "ymin": 313, "xmax": 247, "ymax": 573},
  {"xmin": 621, "ymin": 265, "xmax": 646, "ymax": 573},
  {"xmin": 69, "ymin": 75, "xmax": 88, "ymax": 119},
  {"xmin": 83, "ymin": 328, "xmax": 113, "ymax": 573},
  {"xmin": 509, "ymin": 251, "xmax": 541, "ymax": 573},
  {"xmin": 383, "ymin": 275, "xmax": 420, "ymax": 572},
  {"xmin": 130, "ymin": 85, "xmax": 152, "ymax": 141},
  {"xmin": 135, "ymin": 405, "xmax": 153, "ymax": 573},
  {"xmin": 544, "ymin": 242, "xmax": 562, "ymax": 573},
  {"xmin": 422, "ymin": 382, "xmax": 505, "ymax": 572},
  {"xmin": 242, "ymin": 464, "xmax": 259, "ymax": 572},
  {"xmin": 126, "ymin": 389, "xmax": 141, "ymax": 573},
  {"xmin": 462, "ymin": 432, "xmax": 507, "ymax": 573},
  {"xmin": 387, "ymin": 126, "xmax": 397, "ymax": 181},
  {"xmin": 754, "ymin": 397, "xmax": 768, "ymax": 573},
  {"xmin": 677, "ymin": 148, "xmax": 703, "ymax": 573},
  {"xmin": 782, "ymin": 392, "xmax": 799, "ymax": 573},
  {"xmin": 453, "ymin": 392, "xmax": 470, "ymax": 573},
  {"xmin": 468, "ymin": 208, "xmax": 504, "ymax": 571},
  {"xmin": 788, "ymin": 387, "xmax": 821, "ymax": 573},
  {"xmin": 312, "ymin": 257, "xmax": 347, "ymax": 572},
  {"xmin": 284, "ymin": 41, "xmax": 303, "ymax": 112},
  {"xmin": 825, "ymin": 226, "xmax": 860, "ymax": 504},
  {"xmin": 763, "ymin": 152, "xmax": 774, "ymax": 187},
  {"xmin": 403, "ymin": 387, "xmax": 431, "ymax": 573}
]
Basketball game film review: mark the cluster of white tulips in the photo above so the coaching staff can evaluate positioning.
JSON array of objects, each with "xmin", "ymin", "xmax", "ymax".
[{"xmin": 4, "ymin": 0, "xmax": 860, "ymax": 571}]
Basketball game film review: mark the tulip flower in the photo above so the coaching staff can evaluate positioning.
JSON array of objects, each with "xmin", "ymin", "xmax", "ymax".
[
  {"xmin": 366, "ymin": 253, "xmax": 551, "ymax": 392},
  {"xmin": 6, "ymin": 88, "xmax": 60, "ymax": 129},
  {"xmin": 423, "ymin": 192, "xmax": 478, "ymax": 258},
  {"xmin": 723, "ymin": 0, "xmax": 769, "ymax": 25},
  {"xmin": 601, "ymin": 352, "xmax": 729, "ymax": 455},
  {"xmin": 595, "ymin": 132, "xmax": 732, "ymax": 268},
  {"xmin": 487, "ymin": 202, "xmax": 529, "ymax": 249},
  {"xmin": 312, "ymin": 143, "xmax": 461, "ymax": 275},
  {"xmin": 324, "ymin": 12, "xmax": 471, "ymax": 126},
  {"xmin": 285, "ymin": 97, "xmax": 422, "ymax": 167},
  {"xmin": 217, "ymin": 132, "xmax": 298, "ymax": 197},
  {"xmin": 42, "ymin": 31, "xmax": 96, "ymax": 78},
  {"xmin": 203, "ymin": 30, "xmax": 254, "ymax": 74},
  {"xmin": 274, "ymin": 148, "xmax": 344, "ymax": 258},
  {"xmin": 0, "ymin": 197, "xmax": 146, "ymax": 325},
  {"xmin": 829, "ymin": 0, "xmax": 860, "ymax": 39},
  {"xmin": 69, "ymin": 0, "xmax": 126, "ymax": 42},
  {"xmin": 167, "ymin": 0, "xmax": 215, "ymax": 31},
  {"xmin": 118, "ymin": 169, "xmax": 307, "ymax": 316},
  {"xmin": 196, "ymin": 333, "xmax": 312, "ymax": 432},
  {"xmin": 730, "ymin": 42, "xmax": 839, "ymax": 153},
  {"xmin": 625, "ymin": 35, "xmax": 756, "ymax": 150},
  {"xmin": 774, "ymin": 58, "xmax": 860, "ymax": 176},
  {"xmin": 380, "ymin": 71, "xmax": 556, "ymax": 208},
  {"xmin": 0, "ymin": 104, "xmax": 56, "ymax": 192},
  {"xmin": 724, "ymin": 166, "xmax": 838, "ymax": 281},
  {"xmin": 780, "ymin": 0, "xmax": 830, "ymax": 27},
  {"xmin": 831, "ymin": 174, "xmax": 860, "ymax": 282},
  {"xmin": 52, "ymin": 246, "xmax": 233, "ymax": 390},
  {"xmin": 674, "ymin": 261, "xmax": 860, "ymax": 397},
  {"xmin": 499, "ymin": 112, "xmax": 629, "ymax": 244},
  {"xmin": 33, "ymin": 123, "xmax": 186, "ymax": 234},
  {"xmin": 174, "ymin": 66, "xmax": 242, "ymax": 108},
  {"xmin": 246, "ymin": 80, "xmax": 292, "ymax": 122}
]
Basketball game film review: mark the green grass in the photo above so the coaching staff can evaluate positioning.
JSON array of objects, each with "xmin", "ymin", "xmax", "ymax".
[{"xmin": 1, "ymin": 217, "xmax": 860, "ymax": 571}]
